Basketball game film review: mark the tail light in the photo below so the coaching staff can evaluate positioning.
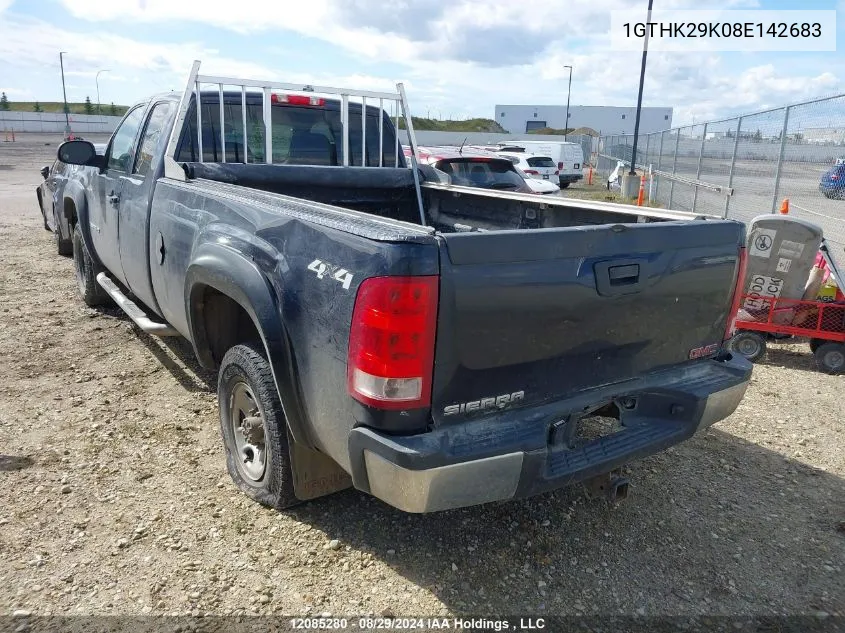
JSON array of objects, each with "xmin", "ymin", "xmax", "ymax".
[
  {"xmin": 554, "ymin": 170, "xmax": 559, "ymax": 175},
  {"xmin": 724, "ymin": 247, "xmax": 748, "ymax": 342},
  {"xmin": 524, "ymin": 169, "xmax": 539, "ymax": 175},
  {"xmin": 271, "ymin": 93, "xmax": 325, "ymax": 106},
  {"xmin": 557, "ymin": 161, "xmax": 563, "ymax": 170},
  {"xmin": 831, "ymin": 174, "xmax": 840, "ymax": 181},
  {"xmin": 348, "ymin": 276, "xmax": 439, "ymax": 410}
]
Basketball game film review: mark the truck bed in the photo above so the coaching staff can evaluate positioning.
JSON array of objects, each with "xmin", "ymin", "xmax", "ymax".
[{"xmin": 183, "ymin": 161, "xmax": 712, "ymax": 232}]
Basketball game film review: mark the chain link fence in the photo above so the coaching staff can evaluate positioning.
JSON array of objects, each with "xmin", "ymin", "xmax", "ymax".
[{"xmin": 598, "ymin": 94, "xmax": 845, "ymax": 261}]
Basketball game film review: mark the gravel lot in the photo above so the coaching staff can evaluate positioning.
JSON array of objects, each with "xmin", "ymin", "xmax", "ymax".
[{"xmin": 0, "ymin": 135, "xmax": 843, "ymax": 620}]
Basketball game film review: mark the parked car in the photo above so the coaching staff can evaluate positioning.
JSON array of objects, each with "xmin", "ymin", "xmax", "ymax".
[
  {"xmin": 37, "ymin": 144, "xmax": 105, "ymax": 256},
  {"xmin": 497, "ymin": 152, "xmax": 559, "ymax": 183},
  {"xmin": 819, "ymin": 158, "xmax": 845, "ymax": 199},
  {"xmin": 56, "ymin": 60, "xmax": 750, "ymax": 514},
  {"xmin": 404, "ymin": 145, "xmax": 532, "ymax": 193},
  {"xmin": 515, "ymin": 166, "xmax": 560, "ymax": 195},
  {"xmin": 494, "ymin": 140, "xmax": 584, "ymax": 188}
]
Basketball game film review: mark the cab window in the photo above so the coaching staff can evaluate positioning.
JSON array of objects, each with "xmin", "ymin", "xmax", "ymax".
[{"xmin": 107, "ymin": 106, "xmax": 146, "ymax": 172}]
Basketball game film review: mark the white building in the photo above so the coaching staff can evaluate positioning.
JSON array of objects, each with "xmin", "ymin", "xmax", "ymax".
[
  {"xmin": 494, "ymin": 104, "xmax": 673, "ymax": 135},
  {"xmin": 802, "ymin": 127, "xmax": 845, "ymax": 145}
]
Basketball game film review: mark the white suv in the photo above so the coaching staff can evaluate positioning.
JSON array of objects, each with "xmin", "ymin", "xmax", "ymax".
[{"xmin": 496, "ymin": 152, "xmax": 559, "ymax": 183}]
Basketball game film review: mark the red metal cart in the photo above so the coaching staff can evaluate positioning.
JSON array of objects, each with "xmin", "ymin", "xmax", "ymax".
[{"xmin": 729, "ymin": 294, "xmax": 845, "ymax": 373}]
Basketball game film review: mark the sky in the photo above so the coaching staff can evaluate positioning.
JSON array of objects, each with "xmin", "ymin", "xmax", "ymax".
[{"xmin": 0, "ymin": 0, "xmax": 844, "ymax": 127}]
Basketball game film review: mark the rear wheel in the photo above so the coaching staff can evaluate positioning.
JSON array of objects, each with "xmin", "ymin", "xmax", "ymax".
[
  {"xmin": 559, "ymin": 182, "xmax": 570, "ymax": 189},
  {"xmin": 729, "ymin": 331, "xmax": 767, "ymax": 362},
  {"xmin": 814, "ymin": 343, "xmax": 845, "ymax": 374},
  {"xmin": 72, "ymin": 224, "xmax": 109, "ymax": 306},
  {"xmin": 218, "ymin": 342, "xmax": 299, "ymax": 510},
  {"xmin": 37, "ymin": 192, "xmax": 50, "ymax": 231}
]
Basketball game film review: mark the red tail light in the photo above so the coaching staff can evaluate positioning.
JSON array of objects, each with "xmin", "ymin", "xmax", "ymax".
[
  {"xmin": 524, "ymin": 169, "xmax": 539, "ymax": 175},
  {"xmin": 348, "ymin": 276, "xmax": 439, "ymax": 410},
  {"xmin": 724, "ymin": 247, "xmax": 748, "ymax": 342},
  {"xmin": 557, "ymin": 161, "xmax": 563, "ymax": 170},
  {"xmin": 831, "ymin": 174, "xmax": 840, "ymax": 180},
  {"xmin": 271, "ymin": 93, "xmax": 325, "ymax": 106}
]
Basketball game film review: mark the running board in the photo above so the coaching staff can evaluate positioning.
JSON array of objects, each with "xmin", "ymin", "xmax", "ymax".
[{"xmin": 95, "ymin": 273, "xmax": 180, "ymax": 336}]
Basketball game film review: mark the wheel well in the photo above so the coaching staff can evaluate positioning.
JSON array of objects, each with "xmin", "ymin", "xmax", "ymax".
[
  {"xmin": 197, "ymin": 287, "xmax": 262, "ymax": 367},
  {"xmin": 64, "ymin": 198, "xmax": 78, "ymax": 229}
]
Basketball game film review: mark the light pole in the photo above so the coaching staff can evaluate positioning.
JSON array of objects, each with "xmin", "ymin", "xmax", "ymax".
[
  {"xmin": 629, "ymin": 0, "xmax": 654, "ymax": 176},
  {"xmin": 96, "ymin": 69, "xmax": 110, "ymax": 115},
  {"xmin": 563, "ymin": 65, "xmax": 573, "ymax": 140},
  {"xmin": 59, "ymin": 51, "xmax": 70, "ymax": 137}
]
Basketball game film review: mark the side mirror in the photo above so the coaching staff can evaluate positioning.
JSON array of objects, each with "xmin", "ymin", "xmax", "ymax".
[
  {"xmin": 40, "ymin": 166, "xmax": 50, "ymax": 180},
  {"xmin": 58, "ymin": 140, "xmax": 102, "ymax": 168}
]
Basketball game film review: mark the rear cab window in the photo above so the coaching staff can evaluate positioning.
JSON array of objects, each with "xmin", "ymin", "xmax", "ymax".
[{"xmin": 176, "ymin": 96, "xmax": 403, "ymax": 168}]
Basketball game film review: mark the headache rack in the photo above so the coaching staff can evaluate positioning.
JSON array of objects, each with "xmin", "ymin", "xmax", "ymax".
[{"xmin": 163, "ymin": 59, "xmax": 426, "ymax": 225}]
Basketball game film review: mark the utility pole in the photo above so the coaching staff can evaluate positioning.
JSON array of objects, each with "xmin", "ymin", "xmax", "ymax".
[
  {"xmin": 563, "ymin": 65, "xmax": 573, "ymax": 140},
  {"xmin": 59, "ymin": 51, "xmax": 70, "ymax": 137},
  {"xmin": 628, "ymin": 0, "xmax": 654, "ymax": 176},
  {"xmin": 96, "ymin": 69, "xmax": 110, "ymax": 115}
]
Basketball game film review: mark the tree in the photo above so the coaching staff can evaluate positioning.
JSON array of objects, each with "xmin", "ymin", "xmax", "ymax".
[
  {"xmin": 109, "ymin": 102, "xmax": 117, "ymax": 116},
  {"xmin": 84, "ymin": 96, "xmax": 94, "ymax": 115},
  {"xmin": 33, "ymin": 101, "xmax": 43, "ymax": 112},
  {"xmin": 0, "ymin": 92, "xmax": 9, "ymax": 111},
  {"xmin": 753, "ymin": 129, "xmax": 763, "ymax": 141},
  {"xmin": 63, "ymin": 103, "xmax": 70, "ymax": 114}
]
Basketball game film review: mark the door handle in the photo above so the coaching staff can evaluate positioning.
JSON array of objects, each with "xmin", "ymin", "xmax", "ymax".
[
  {"xmin": 107, "ymin": 191, "xmax": 120, "ymax": 206},
  {"xmin": 594, "ymin": 259, "xmax": 646, "ymax": 296},
  {"xmin": 608, "ymin": 264, "xmax": 640, "ymax": 286}
]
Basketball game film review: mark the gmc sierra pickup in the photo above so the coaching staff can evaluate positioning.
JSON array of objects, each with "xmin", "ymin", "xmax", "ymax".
[{"xmin": 56, "ymin": 61, "xmax": 751, "ymax": 513}]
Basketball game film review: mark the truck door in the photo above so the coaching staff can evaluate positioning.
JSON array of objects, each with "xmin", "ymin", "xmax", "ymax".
[
  {"xmin": 118, "ymin": 100, "xmax": 177, "ymax": 315},
  {"xmin": 91, "ymin": 105, "xmax": 146, "ymax": 286}
]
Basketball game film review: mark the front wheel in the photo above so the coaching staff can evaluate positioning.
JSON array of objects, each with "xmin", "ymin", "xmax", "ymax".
[
  {"xmin": 218, "ymin": 342, "xmax": 299, "ymax": 510},
  {"xmin": 814, "ymin": 342, "xmax": 845, "ymax": 374},
  {"xmin": 729, "ymin": 331, "xmax": 767, "ymax": 362}
]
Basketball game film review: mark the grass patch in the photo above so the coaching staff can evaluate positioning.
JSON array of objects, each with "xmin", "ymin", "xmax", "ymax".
[{"xmin": 398, "ymin": 117, "xmax": 506, "ymax": 133}]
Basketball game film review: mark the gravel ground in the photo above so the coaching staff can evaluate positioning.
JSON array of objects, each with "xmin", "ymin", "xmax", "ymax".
[{"xmin": 0, "ymin": 135, "xmax": 843, "ymax": 620}]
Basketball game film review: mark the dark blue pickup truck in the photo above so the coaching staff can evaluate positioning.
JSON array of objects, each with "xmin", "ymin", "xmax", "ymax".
[{"xmin": 56, "ymin": 62, "xmax": 751, "ymax": 513}]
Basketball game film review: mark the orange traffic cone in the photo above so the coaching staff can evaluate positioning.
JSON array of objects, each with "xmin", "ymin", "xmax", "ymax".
[
  {"xmin": 587, "ymin": 164, "xmax": 593, "ymax": 186},
  {"xmin": 779, "ymin": 198, "xmax": 789, "ymax": 214},
  {"xmin": 637, "ymin": 173, "xmax": 646, "ymax": 206}
]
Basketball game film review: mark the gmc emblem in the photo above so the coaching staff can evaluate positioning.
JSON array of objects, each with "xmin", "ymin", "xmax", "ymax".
[{"xmin": 689, "ymin": 343, "xmax": 720, "ymax": 359}]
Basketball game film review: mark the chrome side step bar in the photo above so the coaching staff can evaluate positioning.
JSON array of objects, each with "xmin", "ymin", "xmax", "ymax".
[{"xmin": 96, "ymin": 272, "xmax": 179, "ymax": 337}]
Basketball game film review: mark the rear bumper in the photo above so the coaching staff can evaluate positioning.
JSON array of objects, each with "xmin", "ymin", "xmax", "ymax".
[
  {"xmin": 559, "ymin": 174, "xmax": 583, "ymax": 185},
  {"xmin": 348, "ymin": 355, "xmax": 751, "ymax": 513}
]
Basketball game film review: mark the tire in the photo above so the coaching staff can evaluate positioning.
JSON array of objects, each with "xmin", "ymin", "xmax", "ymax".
[
  {"xmin": 814, "ymin": 343, "xmax": 845, "ymax": 374},
  {"xmin": 218, "ymin": 342, "xmax": 299, "ymax": 510},
  {"xmin": 729, "ymin": 331, "xmax": 767, "ymax": 362},
  {"xmin": 559, "ymin": 182, "xmax": 570, "ymax": 189},
  {"xmin": 54, "ymin": 209, "xmax": 72, "ymax": 256},
  {"xmin": 809, "ymin": 338, "xmax": 826, "ymax": 354},
  {"xmin": 72, "ymin": 224, "xmax": 109, "ymax": 307},
  {"xmin": 37, "ymin": 191, "xmax": 50, "ymax": 231}
]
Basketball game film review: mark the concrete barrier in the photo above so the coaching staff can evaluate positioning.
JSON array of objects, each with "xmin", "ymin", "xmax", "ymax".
[{"xmin": 0, "ymin": 111, "xmax": 121, "ymax": 134}]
